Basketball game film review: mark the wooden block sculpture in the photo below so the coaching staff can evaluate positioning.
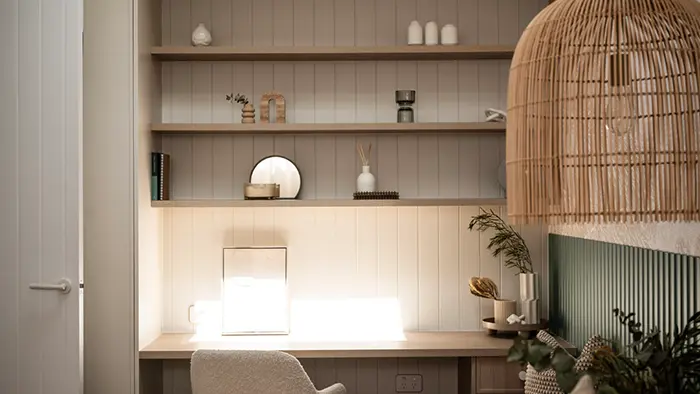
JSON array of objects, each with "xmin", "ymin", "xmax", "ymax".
[{"xmin": 259, "ymin": 91, "xmax": 286, "ymax": 124}]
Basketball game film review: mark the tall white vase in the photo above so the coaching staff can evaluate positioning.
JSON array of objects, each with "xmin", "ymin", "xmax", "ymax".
[
  {"xmin": 519, "ymin": 273, "xmax": 540, "ymax": 324},
  {"xmin": 356, "ymin": 165, "xmax": 376, "ymax": 192}
]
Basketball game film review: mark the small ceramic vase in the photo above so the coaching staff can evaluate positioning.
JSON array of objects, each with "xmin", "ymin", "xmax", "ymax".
[
  {"xmin": 241, "ymin": 104, "xmax": 256, "ymax": 124},
  {"xmin": 441, "ymin": 24, "xmax": 458, "ymax": 45},
  {"xmin": 425, "ymin": 21, "xmax": 439, "ymax": 46},
  {"xmin": 356, "ymin": 165, "xmax": 376, "ymax": 192},
  {"xmin": 407, "ymin": 21, "xmax": 423, "ymax": 45},
  {"xmin": 192, "ymin": 23, "xmax": 212, "ymax": 46}
]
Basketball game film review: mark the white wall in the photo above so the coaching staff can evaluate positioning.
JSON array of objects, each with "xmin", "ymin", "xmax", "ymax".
[
  {"xmin": 161, "ymin": 205, "xmax": 547, "ymax": 333},
  {"xmin": 84, "ymin": 0, "xmax": 137, "ymax": 393},
  {"xmin": 550, "ymin": 223, "xmax": 700, "ymax": 257},
  {"xmin": 138, "ymin": 0, "xmax": 165, "ymax": 350}
]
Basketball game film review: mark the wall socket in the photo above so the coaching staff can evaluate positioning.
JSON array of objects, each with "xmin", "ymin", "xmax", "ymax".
[{"xmin": 395, "ymin": 374, "xmax": 423, "ymax": 393}]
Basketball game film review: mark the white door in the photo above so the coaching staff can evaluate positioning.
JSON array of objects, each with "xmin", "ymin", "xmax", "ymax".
[{"xmin": 0, "ymin": 0, "xmax": 83, "ymax": 393}]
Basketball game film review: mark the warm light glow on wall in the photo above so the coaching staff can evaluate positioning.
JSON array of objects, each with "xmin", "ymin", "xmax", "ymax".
[
  {"xmin": 222, "ymin": 277, "xmax": 288, "ymax": 334},
  {"xmin": 289, "ymin": 298, "xmax": 405, "ymax": 341},
  {"xmin": 190, "ymin": 297, "xmax": 406, "ymax": 342}
]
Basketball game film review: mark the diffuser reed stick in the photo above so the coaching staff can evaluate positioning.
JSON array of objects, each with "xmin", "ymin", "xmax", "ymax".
[{"xmin": 356, "ymin": 143, "xmax": 372, "ymax": 166}]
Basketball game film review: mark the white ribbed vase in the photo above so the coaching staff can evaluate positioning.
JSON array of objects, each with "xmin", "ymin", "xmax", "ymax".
[{"xmin": 519, "ymin": 273, "xmax": 540, "ymax": 324}]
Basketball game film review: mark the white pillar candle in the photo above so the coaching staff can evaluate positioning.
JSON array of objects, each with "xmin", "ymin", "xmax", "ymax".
[
  {"xmin": 425, "ymin": 21, "xmax": 438, "ymax": 46},
  {"xmin": 407, "ymin": 20, "xmax": 423, "ymax": 45}
]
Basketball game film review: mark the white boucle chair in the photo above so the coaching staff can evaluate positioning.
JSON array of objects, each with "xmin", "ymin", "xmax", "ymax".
[{"xmin": 190, "ymin": 349, "xmax": 347, "ymax": 394}]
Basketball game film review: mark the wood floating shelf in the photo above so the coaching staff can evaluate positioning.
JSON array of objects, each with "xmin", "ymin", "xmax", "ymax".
[
  {"xmin": 151, "ymin": 198, "xmax": 507, "ymax": 208},
  {"xmin": 151, "ymin": 45, "xmax": 516, "ymax": 61},
  {"xmin": 151, "ymin": 122, "xmax": 505, "ymax": 135},
  {"xmin": 140, "ymin": 331, "xmax": 573, "ymax": 360}
]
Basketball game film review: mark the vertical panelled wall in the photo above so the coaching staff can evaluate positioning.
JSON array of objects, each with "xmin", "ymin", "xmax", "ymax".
[
  {"xmin": 549, "ymin": 234, "xmax": 700, "ymax": 349},
  {"xmin": 158, "ymin": 1, "xmax": 548, "ymax": 393},
  {"xmin": 162, "ymin": 206, "xmax": 548, "ymax": 333},
  {"xmin": 160, "ymin": 0, "xmax": 548, "ymax": 201}
]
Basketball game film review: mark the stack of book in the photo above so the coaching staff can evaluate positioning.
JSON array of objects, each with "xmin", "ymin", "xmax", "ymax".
[{"xmin": 151, "ymin": 152, "xmax": 171, "ymax": 200}]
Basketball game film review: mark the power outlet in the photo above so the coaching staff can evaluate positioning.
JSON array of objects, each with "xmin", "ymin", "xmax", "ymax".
[{"xmin": 395, "ymin": 374, "xmax": 423, "ymax": 393}]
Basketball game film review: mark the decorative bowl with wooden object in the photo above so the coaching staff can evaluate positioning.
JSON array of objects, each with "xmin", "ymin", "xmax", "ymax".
[
  {"xmin": 243, "ymin": 183, "xmax": 280, "ymax": 200},
  {"xmin": 481, "ymin": 317, "xmax": 547, "ymax": 337}
]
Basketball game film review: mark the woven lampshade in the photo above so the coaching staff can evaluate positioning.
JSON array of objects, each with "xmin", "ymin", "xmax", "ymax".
[{"xmin": 507, "ymin": 0, "xmax": 700, "ymax": 224}]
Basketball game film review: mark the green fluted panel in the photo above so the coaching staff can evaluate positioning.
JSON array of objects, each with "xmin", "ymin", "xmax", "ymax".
[{"xmin": 549, "ymin": 234, "xmax": 700, "ymax": 349}]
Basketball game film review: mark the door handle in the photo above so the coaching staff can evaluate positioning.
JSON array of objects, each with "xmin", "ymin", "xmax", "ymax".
[{"xmin": 29, "ymin": 278, "xmax": 72, "ymax": 294}]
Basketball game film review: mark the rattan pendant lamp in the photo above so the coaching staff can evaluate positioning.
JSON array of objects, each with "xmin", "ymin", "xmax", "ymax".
[{"xmin": 507, "ymin": 0, "xmax": 700, "ymax": 224}]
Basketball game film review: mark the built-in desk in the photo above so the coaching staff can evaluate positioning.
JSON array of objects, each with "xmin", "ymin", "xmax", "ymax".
[{"xmin": 140, "ymin": 332, "xmax": 574, "ymax": 394}]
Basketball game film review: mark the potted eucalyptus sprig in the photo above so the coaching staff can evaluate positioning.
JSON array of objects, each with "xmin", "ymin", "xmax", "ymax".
[{"xmin": 468, "ymin": 208, "xmax": 539, "ymax": 323}]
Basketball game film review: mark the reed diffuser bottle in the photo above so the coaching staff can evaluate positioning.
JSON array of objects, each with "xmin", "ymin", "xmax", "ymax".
[{"xmin": 356, "ymin": 143, "xmax": 376, "ymax": 192}]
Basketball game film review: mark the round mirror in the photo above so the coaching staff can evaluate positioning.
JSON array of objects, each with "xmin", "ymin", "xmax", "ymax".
[{"xmin": 249, "ymin": 155, "xmax": 302, "ymax": 199}]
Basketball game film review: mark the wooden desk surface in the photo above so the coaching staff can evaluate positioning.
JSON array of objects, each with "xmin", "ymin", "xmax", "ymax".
[{"xmin": 139, "ymin": 331, "xmax": 575, "ymax": 360}]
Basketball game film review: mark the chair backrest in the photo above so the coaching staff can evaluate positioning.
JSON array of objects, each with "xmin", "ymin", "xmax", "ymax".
[{"xmin": 190, "ymin": 349, "xmax": 318, "ymax": 394}]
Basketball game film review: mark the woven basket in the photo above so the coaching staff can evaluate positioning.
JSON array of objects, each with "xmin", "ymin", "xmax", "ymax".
[{"xmin": 524, "ymin": 331, "xmax": 605, "ymax": 394}]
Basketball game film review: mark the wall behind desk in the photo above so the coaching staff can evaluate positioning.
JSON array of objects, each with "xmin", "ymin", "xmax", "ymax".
[
  {"xmin": 157, "ymin": 0, "xmax": 549, "ymax": 391},
  {"xmin": 159, "ymin": 0, "xmax": 550, "ymax": 334},
  {"xmin": 161, "ymin": 205, "xmax": 547, "ymax": 332}
]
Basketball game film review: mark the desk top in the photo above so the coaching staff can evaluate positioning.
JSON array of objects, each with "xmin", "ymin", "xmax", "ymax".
[{"xmin": 139, "ymin": 331, "xmax": 574, "ymax": 359}]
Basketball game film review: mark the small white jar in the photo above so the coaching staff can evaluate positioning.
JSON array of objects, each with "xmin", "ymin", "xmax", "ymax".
[
  {"xmin": 407, "ymin": 21, "xmax": 423, "ymax": 45},
  {"xmin": 424, "ymin": 21, "xmax": 439, "ymax": 46},
  {"xmin": 441, "ymin": 24, "xmax": 458, "ymax": 45},
  {"xmin": 192, "ymin": 23, "xmax": 212, "ymax": 46}
]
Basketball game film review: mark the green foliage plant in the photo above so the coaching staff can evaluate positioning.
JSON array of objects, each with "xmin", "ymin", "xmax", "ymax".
[{"xmin": 467, "ymin": 208, "xmax": 533, "ymax": 274}]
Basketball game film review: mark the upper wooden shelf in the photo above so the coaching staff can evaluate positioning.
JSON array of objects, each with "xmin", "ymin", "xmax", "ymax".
[
  {"xmin": 151, "ymin": 198, "xmax": 507, "ymax": 208},
  {"xmin": 139, "ymin": 331, "xmax": 574, "ymax": 360},
  {"xmin": 151, "ymin": 45, "xmax": 516, "ymax": 61},
  {"xmin": 151, "ymin": 122, "xmax": 505, "ymax": 135}
]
